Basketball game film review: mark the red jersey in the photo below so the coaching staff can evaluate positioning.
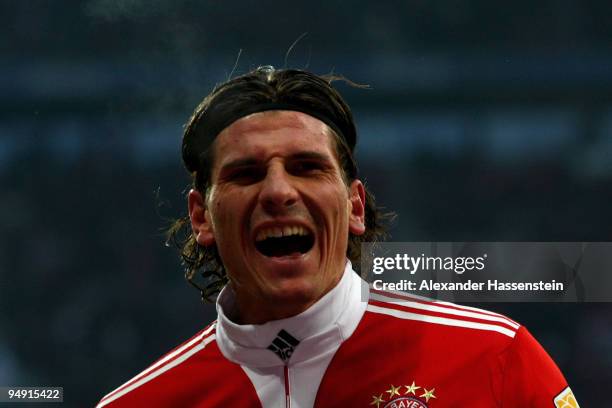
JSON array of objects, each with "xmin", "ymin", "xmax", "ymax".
[{"xmin": 97, "ymin": 262, "xmax": 579, "ymax": 408}]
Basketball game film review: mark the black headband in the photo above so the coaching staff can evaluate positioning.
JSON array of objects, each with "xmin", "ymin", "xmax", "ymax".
[{"xmin": 182, "ymin": 101, "xmax": 356, "ymax": 173}]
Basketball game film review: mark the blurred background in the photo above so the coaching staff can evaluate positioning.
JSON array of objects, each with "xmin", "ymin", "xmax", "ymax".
[{"xmin": 1, "ymin": 0, "xmax": 611, "ymax": 406}]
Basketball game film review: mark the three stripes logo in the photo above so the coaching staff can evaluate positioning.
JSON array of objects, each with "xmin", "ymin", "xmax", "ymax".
[{"xmin": 267, "ymin": 329, "xmax": 300, "ymax": 362}]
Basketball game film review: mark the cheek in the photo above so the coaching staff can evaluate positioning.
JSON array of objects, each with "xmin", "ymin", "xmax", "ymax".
[
  {"xmin": 330, "ymin": 185, "xmax": 350, "ymax": 214},
  {"xmin": 309, "ymin": 184, "xmax": 350, "ymax": 226},
  {"xmin": 210, "ymin": 188, "xmax": 254, "ymax": 234},
  {"xmin": 207, "ymin": 194, "xmax": 231, "ymax": 239}
]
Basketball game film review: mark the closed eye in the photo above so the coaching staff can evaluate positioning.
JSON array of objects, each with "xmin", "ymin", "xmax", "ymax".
[
  {"xmin": 223, "ymin": 166, "xmax": 265, "ymax": 184},
  {"xmin": 288, "ymin": 160, "xmax": 329, "ymax": 176}
]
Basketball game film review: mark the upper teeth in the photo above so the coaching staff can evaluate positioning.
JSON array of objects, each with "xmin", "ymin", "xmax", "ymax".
[{"xmin": 255, "ymin": 226, "xmax": 309, "ymax": 242}]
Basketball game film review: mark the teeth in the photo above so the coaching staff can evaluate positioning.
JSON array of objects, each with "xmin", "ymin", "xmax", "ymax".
[{"xmin": 255, "ymin": 225, "xmax": 309, "ymax": 242}]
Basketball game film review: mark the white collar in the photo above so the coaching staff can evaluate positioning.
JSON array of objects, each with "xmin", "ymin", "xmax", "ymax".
[{"xmin": 215, "ymin": 260, "xmax": 368, "ymax": 367}]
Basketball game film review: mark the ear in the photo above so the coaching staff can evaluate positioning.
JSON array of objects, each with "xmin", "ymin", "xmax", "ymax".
[
  {"xmin": 348, "ymin": 179, "xmax": 366, "ymax": 236},
  {"xmin": 188, "ymin": 189, "xmax": 216, "ymax": 246}
]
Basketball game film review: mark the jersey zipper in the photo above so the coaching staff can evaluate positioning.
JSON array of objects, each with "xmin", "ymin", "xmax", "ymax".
[{"xmin": 283, "ymin": 364, "xmax": 291, "ymax": 408}]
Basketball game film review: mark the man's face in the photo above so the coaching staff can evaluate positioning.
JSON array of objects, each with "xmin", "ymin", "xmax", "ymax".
[{"xmin": 189, "ymin": 110, "xmax": 365, "ymax": 323}]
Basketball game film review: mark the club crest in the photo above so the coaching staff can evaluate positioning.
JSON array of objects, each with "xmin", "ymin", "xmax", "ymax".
[{"xmin": 370, "ymin": 381, "xmax": 437, "ymax": 408}]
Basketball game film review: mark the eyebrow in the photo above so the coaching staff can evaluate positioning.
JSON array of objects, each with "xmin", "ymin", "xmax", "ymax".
[
  {"xmin": 220, "ymin": 151, "xmax": 333, "ymax": 172},
  {"xmin": 219, "ymin": 158, "xmax": 259, "ymax": 172},
  {"xmin": 289, "ymin": 151, "xmax": 332, "ymax": 162}
]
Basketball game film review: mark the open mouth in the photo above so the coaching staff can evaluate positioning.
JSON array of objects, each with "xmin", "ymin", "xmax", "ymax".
[{"xmin": 254, "ymin": 226, "xmax": 315, "ymax": 257}]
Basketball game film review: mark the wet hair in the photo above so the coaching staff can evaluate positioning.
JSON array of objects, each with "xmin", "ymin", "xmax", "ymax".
[{"xmin": 167, "ymin": 66, "xmax": 392, "ymax": 302}]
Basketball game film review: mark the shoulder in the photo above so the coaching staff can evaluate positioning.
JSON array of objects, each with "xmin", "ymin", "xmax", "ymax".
[
  {"xmin": 365, "ymin": 288, "xmax": 520, "ymax": 346},
  {"xmin": 324, "ymin": 287, "xmax": 573, "ymax": 406},
  {"xmin": 96, "ymin": 322, "xmax": 219, "ymax": 408}
]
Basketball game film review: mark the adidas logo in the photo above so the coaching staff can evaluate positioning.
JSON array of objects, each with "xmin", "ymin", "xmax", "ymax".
[{"xmin": 267, "ymin": 329, "xmax": 300, "ymax": 362}]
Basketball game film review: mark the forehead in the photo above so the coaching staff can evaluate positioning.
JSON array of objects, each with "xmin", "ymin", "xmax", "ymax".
[{"xmin": 212, "ymin": 110, "xmax": 336, "ymax": 164}]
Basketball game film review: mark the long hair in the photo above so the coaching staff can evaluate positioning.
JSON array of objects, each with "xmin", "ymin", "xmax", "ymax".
[{"xmin": 167, "ymin": 66, "xmax": 393, "ymax": 302}]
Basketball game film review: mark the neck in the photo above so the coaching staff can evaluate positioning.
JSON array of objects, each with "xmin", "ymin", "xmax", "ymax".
[
  {"xmin": 230, "ymin": 275, "xmax": 343, "ymax": 325},
  {"xmin": 233, "ymin": 298, "xmax": 318, "ymax": 325}
]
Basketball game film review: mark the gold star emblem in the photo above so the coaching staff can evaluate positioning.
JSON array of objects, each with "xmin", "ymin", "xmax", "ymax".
[
  {"xmin": 370, "ymin": 394, "xmax": 385, "ymax": 407},
  {"xmin": 386, "ymin": 384, "xmax": 401, "ymax": 398},
  {"xmin": 420, "ymin": 388, "xmax": 436, "ymax": 402},
  {"xmin": 404, "ymin": 381, "xmax": 421, "ymax": 395}
]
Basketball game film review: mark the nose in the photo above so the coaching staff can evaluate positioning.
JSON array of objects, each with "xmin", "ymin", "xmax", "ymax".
[{"xmin": 259, "ymin": 162, "xmax": 299, "ymax": 214}]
